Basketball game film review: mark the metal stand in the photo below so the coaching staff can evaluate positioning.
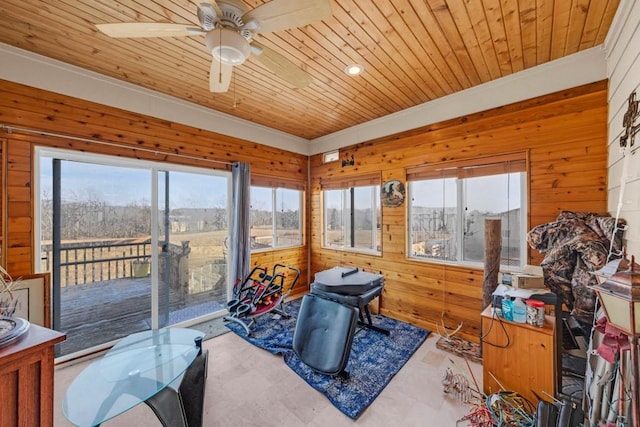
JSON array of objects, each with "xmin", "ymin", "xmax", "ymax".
[
  {"xmin": 629, "ymin": 335, "xmax": 640, "ymax": 427},
  {"xmin": 358, "ymin": 304, "xmax": 390, "ymax": 336},
  {"xmin": 145, "ymin": 345, "xmax": 208, "ymax": 427},
  {"xmin": 311, "ymin": 282, "xmax": 390, "ymax": 336}
]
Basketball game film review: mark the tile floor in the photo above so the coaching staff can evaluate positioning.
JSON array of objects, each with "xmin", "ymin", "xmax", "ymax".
[{"xmin": 54, "ymin": 331, "xmax": 483, "ymax": 426}]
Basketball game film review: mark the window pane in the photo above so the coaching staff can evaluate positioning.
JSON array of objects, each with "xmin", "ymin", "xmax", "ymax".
[
  {"xmin": 324, "ymin": 189, "xmax": 345, "ymax": 247},
  {"xmin": 323, "ymin": 185, "xmax": 380, "ymax": 253},
  {"xmin": 250, "ymin": 186, "xmax": 303, "ymax": 250},
  {"xmin": 41, "ymin": 159, "xmax": 153, "ymax": 355},
  {"xmin": 250, "ymin": 187, "xmax": 273, "ymax": 249},
  {"xmin": 504, "ymin": 173, "xmax": 523, "ymax": 267},
  {"xmin": 275, "ymin": 188, "xmax": 301, "ymax": 246},
  {"xmin": 157, "ymin": 170, "xmax": 229, "ymax": 329},
  {"xmin": 461, "ymin": 173, "xmax": 522, "ymax": 266},
  {"xmin": 409, "ymin": 178, "xmax": 457, "ymax": 261},
  {"xmin": 344, "ymin": 190, "xmax": 353, "ymax": 247},
  {"xmin": 353, "ymin": 186, "xmax": 377, "ymax": 250}
]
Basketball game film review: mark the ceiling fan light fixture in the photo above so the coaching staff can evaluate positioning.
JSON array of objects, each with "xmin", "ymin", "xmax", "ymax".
[
  {"xmin": 205, "ymin": 28, "xmax": 250, "ymax": 66},
  {"xmin": 345, "ymin": 64, "xmax": 364, "ymax": 76}
]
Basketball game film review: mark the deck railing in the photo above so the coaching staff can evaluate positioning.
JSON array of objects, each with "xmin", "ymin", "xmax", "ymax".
[{"xmin": 41, "ymin": 240, "xmax": 151, "ymax": 287}]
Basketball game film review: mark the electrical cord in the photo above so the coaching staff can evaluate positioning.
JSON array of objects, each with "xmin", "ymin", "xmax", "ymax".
[{"xmin": 480, "ymin": 306, "xmax": 511, "ymax": 349}]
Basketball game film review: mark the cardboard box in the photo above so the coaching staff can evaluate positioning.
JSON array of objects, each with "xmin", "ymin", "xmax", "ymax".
[
  {"xmin": 499, "ymin": 266, "xmax": 545, "ymax": 289},
  {"xmin": 509, "ymin": 273, "xmax": 545, "ymax": 289}
]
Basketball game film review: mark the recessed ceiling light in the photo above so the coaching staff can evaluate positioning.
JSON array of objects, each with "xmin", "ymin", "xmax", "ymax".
[{"xmin": 344, "ymin": 64, "xmax": 364, "ymax": 76}]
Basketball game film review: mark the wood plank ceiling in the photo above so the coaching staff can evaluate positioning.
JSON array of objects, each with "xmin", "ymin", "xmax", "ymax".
[{"xmin": 0, "ymin": 0, "xmax": 620, "ymax": 140}]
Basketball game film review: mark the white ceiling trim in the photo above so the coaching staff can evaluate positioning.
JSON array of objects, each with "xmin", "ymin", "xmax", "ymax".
[
  {"xmin": 0, "ymin": 43, "xmax": 309, "ymax": 154},
  {"xmin": 309, "ymin": 46, "xmax": 608, "ymax": 155}
]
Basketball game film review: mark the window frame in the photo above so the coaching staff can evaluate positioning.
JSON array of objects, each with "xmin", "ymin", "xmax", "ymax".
[
  {"xmin": 249, "ymin": 175, "xmax": 304, "ymax": 252},
  {"xmin": 321, "ymin": 173, "xmax": 382, "ymax": 255},
  {"xmin": 406, "ymin": 152, "xmax": 528, "ymax": 269}
]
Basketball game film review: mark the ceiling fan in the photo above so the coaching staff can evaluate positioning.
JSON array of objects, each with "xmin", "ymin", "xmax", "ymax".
[{"xmin": 96, "ymin": 0, "xmax": 332, "ymax": 93}]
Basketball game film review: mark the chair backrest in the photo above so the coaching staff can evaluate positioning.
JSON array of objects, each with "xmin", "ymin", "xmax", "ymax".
[{"xmin": 292, "ymin": 294, "xmax": 358, "ymax": 376}]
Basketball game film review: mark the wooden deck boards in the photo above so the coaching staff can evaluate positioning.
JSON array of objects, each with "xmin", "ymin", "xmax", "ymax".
[{"xmin": 56, "ymin": 277, "xmax": 226, "ymax": 356}]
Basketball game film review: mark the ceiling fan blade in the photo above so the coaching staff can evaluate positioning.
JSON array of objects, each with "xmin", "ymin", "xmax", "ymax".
[
  {"xmin": 96, "ymin": 23, "xmax": 204, "ymax": 38},
  {"xmin": 195, "ymin": 2, "xmax": 220, "ymax": 31},
  {"xmin": 191, "ymin": 1, "xmax": 223, "ymax": 19},
  {"xmin": 243, "ymin": 0, "xmax": 332, "ymax": 34},
  {"xmin": 250, "ymin": 41, "xmax": 311, "ymax": 89},
  {"xmin": 209, "ymin": 58, "xmax": 233, "ymax": 92},
  {"xmin": 209, "ymin": 1, "xmax": 224, "ymax": 19}
]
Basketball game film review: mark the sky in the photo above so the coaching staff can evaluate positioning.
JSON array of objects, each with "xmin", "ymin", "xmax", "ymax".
[
  {"xmin": 39, "ymin": 157, "xmax": 301, "ymax": 211},
  {"xmin": 40, "ymin": 157, "xmax": 229, "ymax": 209},
  {"xmin": 250, "ymin": 187, "xmax": 300, "ymax": 212},
  {"xmin": 410, "ymin": 174, "xmax": 522, "ymax": 213},
  {"xmin": 38, "ymin": 156, "xmax": 518, "ymax": 213},
  {"xmin": 324, "ymin": 186, "xmax": 379, "ymax": 209}
]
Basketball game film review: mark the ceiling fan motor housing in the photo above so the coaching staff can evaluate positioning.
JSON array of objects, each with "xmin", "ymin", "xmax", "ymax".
[
  {"xmin": 203, "ymin": 2, "xmax": 252, "ymax": 66},
  {"xmin": 205, "ymin": 28, "xmax": 250, "ymax": 65}
]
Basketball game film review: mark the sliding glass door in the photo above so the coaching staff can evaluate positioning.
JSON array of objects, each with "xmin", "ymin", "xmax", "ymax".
[
  {"xmin": 36, "ymin": 148, "xmax": 230, "ymax": 357},
  {"xmin": 156, "ymin": 169, "xmax": 231, "ymax": 329}
]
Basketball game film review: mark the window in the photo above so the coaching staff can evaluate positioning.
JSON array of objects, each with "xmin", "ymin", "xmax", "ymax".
[
  {"xmin": 407, "ymin": 153, "xmax": 527, "ymax": 268},
  {"xmin": 322, "ymin": 173, "xmax": 381, "ymax": 253},
  {"xmin": 250, "ymin": 177, "xmax": 303, "ymax": 250}
]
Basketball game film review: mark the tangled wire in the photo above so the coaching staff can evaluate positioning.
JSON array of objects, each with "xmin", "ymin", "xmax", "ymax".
[
  {"xmin": 485, "ymin": 391, "xmax": 536, "ymax": 426},
  {"xmin": 443, "ymin": 359, "xmax": 536, "ymax": 427}
]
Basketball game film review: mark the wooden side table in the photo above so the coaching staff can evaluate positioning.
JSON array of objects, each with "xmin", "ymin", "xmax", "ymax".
[
  {"xmin": 0, "ymin": 323, "xmax": 65, "ymax": 427},
  {"xmin": 481, "ymin": 306, "xmax": 556, "ymax": 404}
]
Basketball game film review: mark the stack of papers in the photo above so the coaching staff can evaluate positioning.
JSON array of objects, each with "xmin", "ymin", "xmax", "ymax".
[{"xmin": 492, "ymin": 283, "xmax": 552, "ymax": 300}]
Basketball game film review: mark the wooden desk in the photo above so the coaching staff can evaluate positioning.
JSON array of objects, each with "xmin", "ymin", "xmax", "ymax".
[
  {"xmin": 481, "ymin": 306, "xmax": 556, "ymax": 403},
  {"xmin": 0, "ymin": 324, "xmax": 65, "ymax": 427}
]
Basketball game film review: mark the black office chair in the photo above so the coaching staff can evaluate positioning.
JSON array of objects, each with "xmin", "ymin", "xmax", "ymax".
[{"xmin": 292, "ymin": 294, "xmax": 358, "ymax": 377}]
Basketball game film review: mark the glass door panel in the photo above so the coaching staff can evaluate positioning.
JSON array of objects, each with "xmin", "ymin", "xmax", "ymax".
[
  {"xmin": 39, "ymin": 156, "xmax": 152, "ymax": 357},
  {"xmin": 156, "ymin": 170, "xmax": 229, "ymax": 328}
]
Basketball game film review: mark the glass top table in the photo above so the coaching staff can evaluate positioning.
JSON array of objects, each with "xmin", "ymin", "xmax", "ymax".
[{"xmin": 63, "ymin": 328, "xmax": 205, "ymax": 427}]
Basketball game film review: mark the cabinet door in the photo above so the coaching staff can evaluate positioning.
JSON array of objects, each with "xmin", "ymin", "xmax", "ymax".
[
  {"xmin": 0, "ymin": 326, "xmax": 64, "ymax": 427},
  {"xmin": 482, "ymin": 313, "xmax": 556, "ymax": 403}
]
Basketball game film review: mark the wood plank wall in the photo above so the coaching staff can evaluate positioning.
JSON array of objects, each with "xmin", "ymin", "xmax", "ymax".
[
  {"xmin": 0, "ymin": 78, "xmax": 610, "ymax": 342},
  {"xmin": 0, "ymin": 79, "xmax": 309, "ymax": 295},
  {"xmin": 309, "ymin": 81, "xmax": 609, "ymax": 342}
]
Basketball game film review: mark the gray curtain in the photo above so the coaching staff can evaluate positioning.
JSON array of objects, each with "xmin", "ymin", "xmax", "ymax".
[{"xmin": 229, "ymin": 162, "xmax": 251, "ymax": 296}]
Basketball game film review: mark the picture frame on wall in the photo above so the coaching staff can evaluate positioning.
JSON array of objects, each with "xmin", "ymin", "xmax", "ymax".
[
  {"xmin": 381, "ymin": 180, "xmax": 406, "ymax": 207},
  {"xmin": 9, "ymin": 272, "xmax": 51, "ymax": 328}
]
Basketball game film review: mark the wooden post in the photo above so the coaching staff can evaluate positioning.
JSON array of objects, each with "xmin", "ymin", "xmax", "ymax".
[{"xmin": 482, "ymin": 218, "xmax": 502, "ymax": 309}]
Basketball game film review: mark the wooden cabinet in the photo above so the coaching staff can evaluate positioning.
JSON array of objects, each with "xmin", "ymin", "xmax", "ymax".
[
  {"xmin": 481, "ymin": 306, "xmax": 556, "ymax": 404},
  {"xmin": 0, "ymin": 324, "xmax": 65, "ymax": 427}
]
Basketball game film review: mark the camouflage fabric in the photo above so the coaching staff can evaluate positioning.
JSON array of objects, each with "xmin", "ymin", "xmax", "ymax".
[{"xmin": 527, "ymin": 211, "xmax": 626, "ymax": 324}]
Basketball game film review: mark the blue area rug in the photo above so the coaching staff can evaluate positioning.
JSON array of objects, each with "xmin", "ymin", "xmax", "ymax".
[{"xmin": 225, "ymin": 298, "xmax": 429, "ymax": 419}]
